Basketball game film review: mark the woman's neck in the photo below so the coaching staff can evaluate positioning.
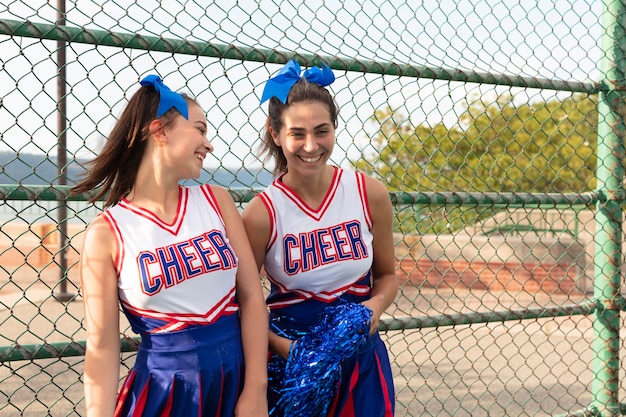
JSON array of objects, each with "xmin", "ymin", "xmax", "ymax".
[{"xmin": 281, "ymin": 165, "xmax": 335, "ymax": 208}]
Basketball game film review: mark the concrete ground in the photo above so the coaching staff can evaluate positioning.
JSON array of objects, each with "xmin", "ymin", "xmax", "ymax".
[{"xmin": 0, "ymin": 267, "xmax": 621, "ymax": 417}]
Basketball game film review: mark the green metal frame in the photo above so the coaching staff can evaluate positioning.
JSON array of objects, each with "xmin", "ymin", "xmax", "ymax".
[{"xmin": 589, "ymin": 1, "xmax": 626, "ymax": 416}]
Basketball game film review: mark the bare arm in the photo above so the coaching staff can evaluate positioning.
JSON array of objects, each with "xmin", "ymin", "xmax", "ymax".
[
  {"xmin": 361, "ymin": 176, "xmax": 399, "ymax": 334},
  {"xmin": 241, "ymin": 196, "xmax": 291, "ymax": 359},
  {"xmin": 80, "ymin": 215, "xmax": 121, "ymax": 417},
  {"xmin": 241, "ymin": 195, "xmax": 271, "ymax": 272},
  {"xmin": 212, "ymin": 186, "xmax": 268, "ymax": 416}
]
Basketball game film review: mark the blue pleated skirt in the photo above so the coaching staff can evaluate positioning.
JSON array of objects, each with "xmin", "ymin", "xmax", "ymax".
[{"xmin": 114, "ymin": 315, "xmax": 243, "ymax": 417}]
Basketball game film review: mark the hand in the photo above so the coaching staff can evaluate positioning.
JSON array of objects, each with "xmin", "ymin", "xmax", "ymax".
[
  {"xmin": 269, "ymin": 332, "xmax": 294, "ymax": 360},
  {"xmin": 234, "ymin": 385, "xmax": 268, "ymax": 416},
  {"xmin": 361, "ymin": 299, "xmax": 380, "ymax": 335}
]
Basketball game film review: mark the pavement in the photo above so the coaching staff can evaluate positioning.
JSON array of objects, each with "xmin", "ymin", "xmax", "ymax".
[{"xmin": 0, "ymin": 266, "xmax": 606, "ymax": 417}]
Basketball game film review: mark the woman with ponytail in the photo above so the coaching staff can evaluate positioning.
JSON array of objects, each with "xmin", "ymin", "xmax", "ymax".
[{"xmin": 72, "ymin": 75, "xmax": 268, "ymax": 417}]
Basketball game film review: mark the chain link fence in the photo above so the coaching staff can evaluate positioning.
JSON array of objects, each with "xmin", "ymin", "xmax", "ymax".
[{"xmin": 0, "ymin": 1, "xmax": 623, "ymax": 416}]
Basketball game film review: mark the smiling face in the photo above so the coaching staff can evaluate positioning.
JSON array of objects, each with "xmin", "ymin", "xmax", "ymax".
[
  {"xmin": 271, "ymin": 100, "xmax": 335, "ymax": 178},
  {"xmin": 158, "ymin": 102, "xmax": 213, "ymax": 180}
]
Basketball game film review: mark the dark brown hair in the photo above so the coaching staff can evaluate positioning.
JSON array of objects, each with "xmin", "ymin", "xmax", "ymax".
[
  {"xmin": 260, "ymin": 78, "xmax": 339, "ymax": 176},
  {"xmin": 70, "ymin": 84, "xmax": 196, "ymax": 208}
]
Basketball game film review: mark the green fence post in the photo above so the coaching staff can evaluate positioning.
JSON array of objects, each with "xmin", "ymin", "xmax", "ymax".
[{"xmin": 591, "ymin": 1, "xmax": 626, "ymax": 416}]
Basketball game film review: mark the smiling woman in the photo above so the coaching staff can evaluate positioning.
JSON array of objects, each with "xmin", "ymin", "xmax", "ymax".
[
  {"xmin": 69, "ymin": 75, "xmax": 269, "ymax": 417},
  {"xmin": 243, "ymin": 60, "xmax": 398, "ymax": 417}
]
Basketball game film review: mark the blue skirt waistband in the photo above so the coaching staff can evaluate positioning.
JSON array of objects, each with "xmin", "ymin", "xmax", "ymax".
[{"xmin": 139, "ymin": 315, "xmax": 240, "ymax": 351}]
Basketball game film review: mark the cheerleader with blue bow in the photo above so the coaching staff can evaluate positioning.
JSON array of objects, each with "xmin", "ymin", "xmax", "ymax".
[
  {"xmin": 243, "ymin": 60, "xmax": 397, "ymax": 417},
  {"xmin": 73, "ymin": 75, "xmax": 269, "ymax": 417}
]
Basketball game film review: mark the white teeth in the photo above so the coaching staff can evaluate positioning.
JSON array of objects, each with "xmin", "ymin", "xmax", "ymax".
[
  {"xmin": 196, "ymin": 153, "xmax": 205, "ymax": 161},
  {"xmin": 301, "ymin": 155, "xmax": 320, "ymax": 163}
]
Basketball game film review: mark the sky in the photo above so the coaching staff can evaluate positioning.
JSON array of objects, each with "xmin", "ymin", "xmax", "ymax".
[{"xmin": 0, "ymin": 0, "xmax": 602, "ymax": 172}]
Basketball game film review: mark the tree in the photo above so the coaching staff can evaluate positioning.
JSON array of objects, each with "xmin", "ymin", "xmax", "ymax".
[{"xmin": 354, "ymin": 92, "xmax": 598, "ymax": 233}]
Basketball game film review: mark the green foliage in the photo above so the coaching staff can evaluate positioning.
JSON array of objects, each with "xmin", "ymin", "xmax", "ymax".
[{"xmin": 354, "ymin": 93, "xmax": 598, "ymax": 233}]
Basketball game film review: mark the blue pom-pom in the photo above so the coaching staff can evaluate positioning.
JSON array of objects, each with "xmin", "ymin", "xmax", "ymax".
[{"xmin": 273, "ymin": 302, "xmax": 372, "ymax": 417}]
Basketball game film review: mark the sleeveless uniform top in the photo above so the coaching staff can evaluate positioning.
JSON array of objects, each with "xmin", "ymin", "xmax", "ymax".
[
  {"xmin": 260, "ymin": 168, "xmax": 396, "ymax": 417},
  {"xmin": 102, "ymin": 184, "xmax": 239, "ymax": 334},
  {"xmin": 257, "ymin": 166, "xmax": 374, "ymax": 324}
]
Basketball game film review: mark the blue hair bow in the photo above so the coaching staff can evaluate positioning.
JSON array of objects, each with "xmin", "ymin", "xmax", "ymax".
[
  {"xmin": 140, "ymin": 74, "xmax": 189, "ymax": 120},
  {"xmin": 260, "ymin": 60, "xmax": 335, "ymax": 105}
]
